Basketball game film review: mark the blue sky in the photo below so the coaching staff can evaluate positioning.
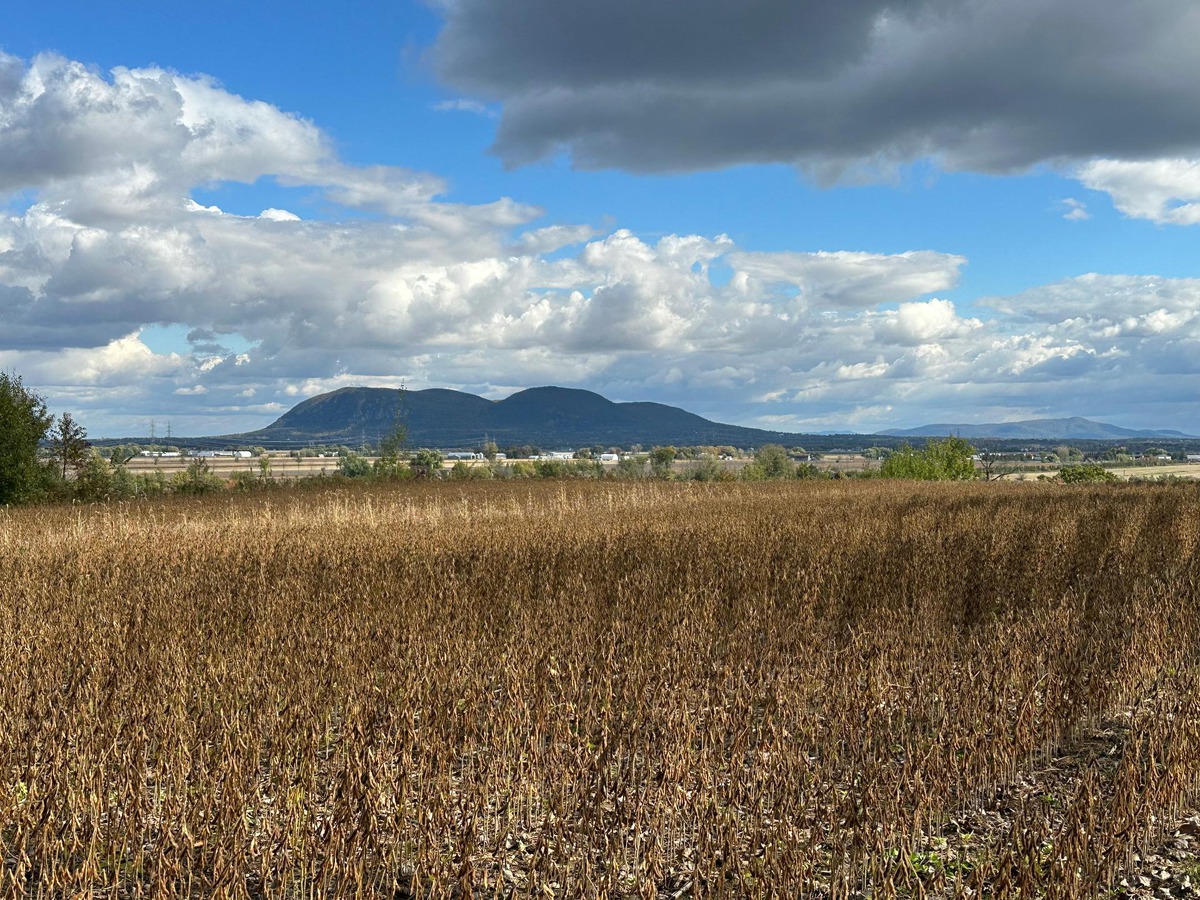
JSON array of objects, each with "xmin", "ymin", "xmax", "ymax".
[{"xmin": 2, "ymin": 1, "xmax": 1200, "ymax": 436}]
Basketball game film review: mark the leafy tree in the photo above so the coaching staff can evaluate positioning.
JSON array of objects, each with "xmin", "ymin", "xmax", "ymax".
[
  {"xmin": 173, "ymin": 458, "xmax": 224, "ymax": 495},
  {"xmin": 926, "ymin": 436, "xmax": 976, "ymax": 480},
  {"xmin": 107, "ymin": 444, "xmax": 139, "ymax": 467},
  {"xmin": 508, "ymin": 460, "xmax": 536, "ymax": 478},
  {"xmin": 879, "ymin": 444, "xmax": 934, "ymax": 480},
  {"xmin": 739, "ymin": 462, "xmax": 767, "ymax": 482},
  {"xmin": 1059, "ymin": 463, "xmax": 1119, "ymax": 483},
  {"xmin": 649, "ymin": 446, "xmax": 677, "ymax": 478},
  {"xmin": 50, "ymin": 412, "xmax": 90, "ymax": 479},
  {"xmin": 481, "ymin": 441, "xmax": 499, "ymax": 461},
  {"xmin": 338, "ymin": 453, "xmax": 372, "ymax": 478},
  {"xmin": 73, "ymin": 452, "xmax": 114, "ymax": 502},
  {"xmin": 410, "ymin": 448, "xmax": 444, "ymax": 476},
  {"xmin": 1054, "ymin": 445, "xmax": 1084, "ymax": 463},
  {"xmin": 754, "ymin": 443, "xmax": 793, "ymax": 479},
  {"xmin": 0, "ymin": 373, "xmax": 54, "ymax": 505},
  {"xmin": 881, "ymin": 437, "xmax": 976, "ymax": 481},
  {"xmin": 375, "ymin": 419, "xmax": 408, "ymax": 476},
  {"xmin": 685, "ymin": 456, "xmax": 723, "ymax": 482},
  {"xmin": 615, "ymin": 455, "xmax": 646, "ymax": 479}
]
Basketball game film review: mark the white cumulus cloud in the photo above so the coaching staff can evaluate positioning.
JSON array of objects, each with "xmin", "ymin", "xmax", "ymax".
[
  {"xmin": 1078, "ymin": 159, "xmax": 1200, "ymax": 225},
  {"xmin": 3, "ymin": 51, "xmax": 1200, "ymax": 435}
]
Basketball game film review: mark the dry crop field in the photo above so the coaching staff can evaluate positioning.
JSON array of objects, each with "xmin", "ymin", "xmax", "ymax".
[{"xmin": 1, "ymin": 480, "xmax": 1199, "ymax": 899}]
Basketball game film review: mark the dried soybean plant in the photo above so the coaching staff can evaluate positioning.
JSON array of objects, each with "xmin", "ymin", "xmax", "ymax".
[{"xmin": 0, "ymin": 479, "xmax": 1198, "ymax": 898}]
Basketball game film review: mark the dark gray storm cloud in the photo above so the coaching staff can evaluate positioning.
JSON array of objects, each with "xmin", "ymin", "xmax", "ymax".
[{"xmin": 432, "ymin": 0, "xmax": 1200, "ymax": 175}]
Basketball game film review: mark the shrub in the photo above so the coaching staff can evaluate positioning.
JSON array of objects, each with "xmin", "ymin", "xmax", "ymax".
[
  {"xmin": 338, "ymin": 454, "xmax": 372, "ymax": 478},
  {"xmin": 795, "ymin": 462, "xmax": 828, "ymax": 480},
  {"xmin": 172, "ymin": 459, "xmax": 225, "ymax": 495},
  {"xmin": 410, "ymin": 448, "xmax": 444, "ymax": 477},
  {"xmin": 1059, "ymin": 463, "xmax": 1119, "ymax": 483},
  {"xmin": 754, "ymin": 443, "xmax": 793, "ymax": 479},
  {"xmin": 73, "ymin": 453, "xmax": 114, "ymax": 502},
  {"xmin": 881, "ymin": 437, "xmax": 976, "ymax": 481},
  {"xmin": 615, "ymin": 455, "xmax": 647, "ymax": 479}
]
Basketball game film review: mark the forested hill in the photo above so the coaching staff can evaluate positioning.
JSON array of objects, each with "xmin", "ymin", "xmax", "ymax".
[{"xmin": 234, "ymin": 385, "xmax": 839, "ymax": 449}]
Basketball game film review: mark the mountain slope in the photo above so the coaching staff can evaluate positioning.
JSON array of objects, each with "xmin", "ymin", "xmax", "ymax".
[
  {"xmin": 238, "ymin": 385, "xmax": 826, "ymax": 448},
  {"xmin": 881, "ymin": 417, "xmax": 1195, "ymax": 440}
]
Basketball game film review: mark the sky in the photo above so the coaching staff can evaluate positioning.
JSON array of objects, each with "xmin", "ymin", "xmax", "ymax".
[{"xmin": 2, "ymin": 1, "xmax": 1200, "ymax": 438}]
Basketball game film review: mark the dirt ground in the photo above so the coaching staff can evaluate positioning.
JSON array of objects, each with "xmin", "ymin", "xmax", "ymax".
[{"xmin": 123, "ymin": 455, "xmax": 342, "ymax": 479}]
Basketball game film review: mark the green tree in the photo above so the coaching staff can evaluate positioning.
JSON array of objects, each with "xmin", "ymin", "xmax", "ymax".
[
  {"xmin": 1059, "ymin": 463, "xmax": 1119, "ymax": 483},
  {"xmin": 107, "ymin": 444, "xmax": 139, "ymax": 467},
  {"xmin": 879, "ymin": 444, "xmax": 934, "ymax": 480},
  {"xmin": 649, "ymin": 446, "xmax": 677, "ymax": 479},
  {"xmin": 795, "ymin": 462, "xmax": 826, "ymax": 480},
  {"xmin": 73, "ymin": 452, "xmax": 114, "ymax": 502},
  {"xmin": 880, "ymin": 437, "xmax": 976, "ymax": 481},
  {"xmin": 926, "ymin": 435, "xmax": 977, "ymax": 480},
  {"xmin": 410, "ymin": 448, "xmax": 444, "ymax": 476},
  {"xmin": 173, "ymin": 458, "xmax": 223, "ymax": 495},
  {"xmin": 375, "ymin": 419, "xmax": 408, "ymax": 476},
  {"xmin": 338, "ymin": 453, "xmax": 372, "ymax": 478},
  {"xmin": 50, "ymin": 412, "xmax": 90, "ymax": 479},
  {"xmin": 0, "ymin": 373, "xmax": 54, "ymax": 505},
  {"xmin": 615, "ymin": 455, "xmax": 646, "ymax": 479},
  {"xmin": 684, "ymin": 456, "xmax": 719, "ymax": 481},
  {"xmin": 754, "ymin": 443, "xmax": 793, "ymax": 479},
  {"xmin": 1054, "ymin": 445, "xmax": 1083, "ymax": 463}
]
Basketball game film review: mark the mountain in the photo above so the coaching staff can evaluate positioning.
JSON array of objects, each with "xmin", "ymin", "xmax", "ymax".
[
  {"xmin": 236, "ymin": 385, "xmax": 835, "ymax": 449},
  {"xmin": 880, "ymin": 417, "xmax": 1196, "ymax": 440}
]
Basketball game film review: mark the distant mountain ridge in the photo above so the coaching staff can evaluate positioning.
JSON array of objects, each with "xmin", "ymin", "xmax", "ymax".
[
  {"xmin": 238, "ymin": 385, "xmax": 832, "ymax": 449},
  {"xmin": 881, "ymin": 417, "xmax": 1196, "ymax": 440},
  {"xmin": 191, "ymin": 389, "xmax": 1197, "ymax": 449}
]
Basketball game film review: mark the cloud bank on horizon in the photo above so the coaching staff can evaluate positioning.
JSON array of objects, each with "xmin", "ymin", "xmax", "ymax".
[{"xmin": 2, "ymin": 0, "xmax": 1200, "ymax": 437}]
